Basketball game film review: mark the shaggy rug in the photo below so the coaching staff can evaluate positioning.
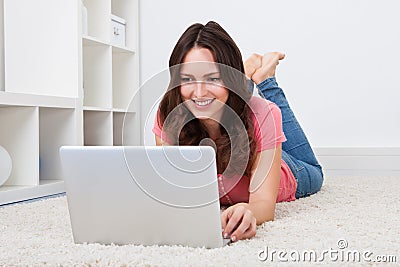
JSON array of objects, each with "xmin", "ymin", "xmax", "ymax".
[{"xmin": 0, "ymin": 176, "xmax": 399, "ymax": 266}]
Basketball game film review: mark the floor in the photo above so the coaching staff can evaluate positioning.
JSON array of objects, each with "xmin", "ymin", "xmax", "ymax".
[{"xmin": 0, "ymin": 175, "xmax": 399, "ymax": 266}]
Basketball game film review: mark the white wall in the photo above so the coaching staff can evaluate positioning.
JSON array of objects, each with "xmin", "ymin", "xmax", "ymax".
[{"xmin": 139, "ymin": 0, "xmax": 400, "ymax": 148}]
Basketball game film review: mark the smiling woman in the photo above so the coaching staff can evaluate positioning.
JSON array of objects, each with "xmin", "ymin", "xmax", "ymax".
[
  {"xmin": 180, "ymin": 51, "xmax": 228, "ymax": 126},
  {"xmin": 153, "ymin": 21, "xmax": 324, "ymax": 243}
]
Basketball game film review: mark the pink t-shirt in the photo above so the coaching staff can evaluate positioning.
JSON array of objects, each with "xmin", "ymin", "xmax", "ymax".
[{"xmin": 152, "ymin": 96, "xmax": 297, "ymax": 204}]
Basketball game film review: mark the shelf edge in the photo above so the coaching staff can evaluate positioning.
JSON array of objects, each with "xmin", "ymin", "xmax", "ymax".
[
  {"xmin": 0, "ymin": 92, "xmax": 76, "ymax": 108},
  {"xmin": 0, "ymin": 180, "xmax": 65, "ymax": 206}
]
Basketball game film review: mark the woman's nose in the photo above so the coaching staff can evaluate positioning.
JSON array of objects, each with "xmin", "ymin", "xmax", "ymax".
[{"xmin": 194, "ymin": 81, "xmax": 207, "ymax": 97}]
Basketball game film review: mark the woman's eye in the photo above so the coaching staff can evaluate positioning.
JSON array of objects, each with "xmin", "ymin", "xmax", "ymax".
[
  {"xmin": 208, "ymin": 77, "xmax": 221, "ymax": 82},
  {"xmin": 181, "ymin": 77, "xmax": 193, "ymax": 82}
]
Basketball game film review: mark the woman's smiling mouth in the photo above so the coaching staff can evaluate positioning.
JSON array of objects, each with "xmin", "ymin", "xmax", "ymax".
[{"xmin": 192, "ymin": 98, "xmax": 215, "ymax": 107}]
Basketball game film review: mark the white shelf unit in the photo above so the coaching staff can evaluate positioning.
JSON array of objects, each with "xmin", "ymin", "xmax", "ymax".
[
  {"xmin": 82, "ymin": 0, "xmax": 141, "ymax": 147},
  {"xmin": 0, "ymin": 0, "xmax": 141, "ymax": 205}
]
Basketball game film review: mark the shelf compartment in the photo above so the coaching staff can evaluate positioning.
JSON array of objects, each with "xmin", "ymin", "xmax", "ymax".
[
  {"xmin": 0, "ymin": 106, "xmax": 39, "ymax": 186},
  {"xmin": 112, "ymin": 49, "xmax": 136, "ymax": 110},
  {"xmin": 113, "ymin": 111, "xmax": 138, "ymax": 145},
  {"xmin": 111, "ymin": 0, "xmax": 138, "ymax": 50},
  {"xmin": 84, "ymin": 110, "xmax": 113, "ymax": 145},
  {"xmin": 82, "ymin": 0, "xmax": 110, "ymax": 43},
  {"xmin": 39, "ymin": 108, "xmax": 77, "ymax": 181},
  {"xmin": 83, "ymin": 44, "xmax": 112, "ymax": 108}
]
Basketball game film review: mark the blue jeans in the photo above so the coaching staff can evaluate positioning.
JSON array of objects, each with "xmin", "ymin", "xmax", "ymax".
[{"xmin": 250, "ymin": 77, "xmax": 324, "ymax": 198}]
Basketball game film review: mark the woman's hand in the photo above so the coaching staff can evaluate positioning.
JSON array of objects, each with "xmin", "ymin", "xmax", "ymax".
[
  {"xmin": 244, "ymin": 52, "xmax": 286, "ymax": 84},
  {"xmin": 221, "ymin": 203, "xmax": 257, "ymax": 242}
]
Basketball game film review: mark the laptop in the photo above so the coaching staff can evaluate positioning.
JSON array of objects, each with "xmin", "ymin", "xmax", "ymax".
[{"xmin": 60, "ymin": 146, "xmax": 231, "ymax": 248}]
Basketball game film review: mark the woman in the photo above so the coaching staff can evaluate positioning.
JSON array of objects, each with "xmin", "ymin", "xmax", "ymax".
[{"xmin": 153, "ymin": 21, "xmax": 323, "ymax": 242}]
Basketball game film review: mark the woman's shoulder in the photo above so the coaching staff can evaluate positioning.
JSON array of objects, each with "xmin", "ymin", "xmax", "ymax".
[{"xmin": 249, "ymin": 96, "xmax": 280, "ymax": 115}]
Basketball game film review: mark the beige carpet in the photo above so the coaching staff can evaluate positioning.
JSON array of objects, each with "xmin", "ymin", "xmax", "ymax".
[{"xmin": 0, "ymin": 176, "xmax": 399, "ymax": 266}]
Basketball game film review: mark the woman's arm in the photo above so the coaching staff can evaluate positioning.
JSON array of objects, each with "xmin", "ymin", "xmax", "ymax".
[
  {"xmin": 221, "ymin": 145, "xmax": 282, "ymax": 241},
  {"xmin": 155, "ymin": 135, "xmax": 162, "ymax": 146},
  {"xmin": 247, "ymin": 145, "xmax": 282, "ymax": 222},
  {"xmin": 220, "ymin": 52, "xmax": 286, "ymax": 242},
  {"xmin": 155, "ymin": 135, "xmax": 170, "ymax": 146}
]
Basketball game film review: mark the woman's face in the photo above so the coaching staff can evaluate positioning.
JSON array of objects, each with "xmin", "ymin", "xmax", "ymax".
[{"xmin": 179, "ymin": 48, "xmax": 229, "ymax": 121}]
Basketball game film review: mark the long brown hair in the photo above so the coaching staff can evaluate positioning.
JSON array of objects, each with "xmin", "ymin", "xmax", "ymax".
[{"xmin": 158, "ymin": 21, "xmax": 257, "ymax": 178}]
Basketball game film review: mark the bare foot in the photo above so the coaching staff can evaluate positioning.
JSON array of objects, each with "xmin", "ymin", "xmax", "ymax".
[
  {"xmin": 251, "ymin": 52, "xmax": 285, "ymax": 84},
  {"xmin": 244, "ymin": 54, "xmax": 262, "ymax": 79}
]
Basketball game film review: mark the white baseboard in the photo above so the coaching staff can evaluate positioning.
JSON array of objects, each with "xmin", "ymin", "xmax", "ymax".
[{"xmin": 314, "ymin": 147, "xmax": 400, "ymax": 177}]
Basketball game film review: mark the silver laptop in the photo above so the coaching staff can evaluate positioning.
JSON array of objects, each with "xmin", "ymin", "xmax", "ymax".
[{"xmin": 60, "ymin": 146, "xmax": 231, "ymax": 248}]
